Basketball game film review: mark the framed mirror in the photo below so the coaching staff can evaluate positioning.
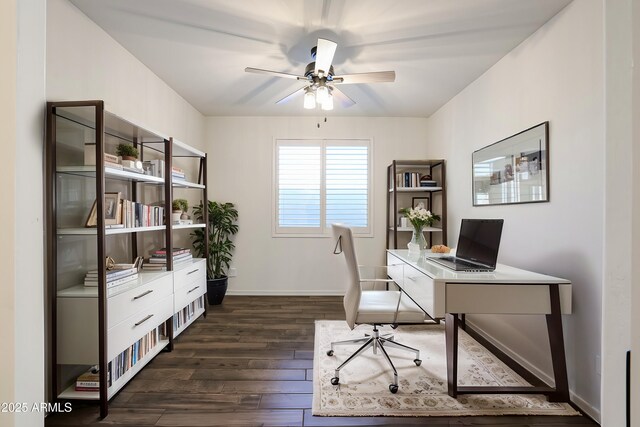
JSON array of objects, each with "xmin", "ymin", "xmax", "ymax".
[{"xmin": 472, "ymin": 122, "xmax": 549, "ymax": 206}]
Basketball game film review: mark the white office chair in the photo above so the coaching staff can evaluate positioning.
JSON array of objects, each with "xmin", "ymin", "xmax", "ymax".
[{"xmin": 327, "ymin": 224, "xmax": 426, "ymax": 393}]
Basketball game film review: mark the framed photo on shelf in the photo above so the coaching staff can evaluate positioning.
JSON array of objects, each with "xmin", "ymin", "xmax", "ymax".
[
  {"xmin": 104, "ymin": 192, "xmax": 121, "ymax": 225},
  {"xmin": 412, "ymin": 197, "xmax": 431, "ymax": 211},
  {"xmin": 85, "ymin": 201, "xmax": 97, "ymax": 227},
  {"xmin": 84, "ymin": 192, "xmax": 121, "ymax": 227}
]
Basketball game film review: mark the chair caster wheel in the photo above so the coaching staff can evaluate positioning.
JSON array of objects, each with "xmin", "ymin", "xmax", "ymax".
[
  {"xmin": 414, "ymin": 359, "xmax": 422, "ymax": 366},
  {"xmin": 391, "ymin": 324, "xmax": 398, "ymax": 329},
  {"xmin": 389, "ymin": 384, "xmax": 398, "ymax": 393},
  {"xmin": 331, "ymin": 377, "xmax": 340, "ymax": 386},
  {"xmin": 326, "ymin": 350, "xmax": 334, "ymax": 356}
]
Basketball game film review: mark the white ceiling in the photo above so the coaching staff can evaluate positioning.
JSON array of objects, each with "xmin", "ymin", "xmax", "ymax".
[{"xmin": 69, "ymin": 0, "xmax": 571, "ymax": 117}]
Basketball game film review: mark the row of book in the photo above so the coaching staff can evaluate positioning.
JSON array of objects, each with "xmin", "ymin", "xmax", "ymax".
[
  {"xmin": 173, "ymin": 296, "xmax": 205, "ymax": 331},
  {"xmin": 120, "ymin": 200, "xmax": 165, "ymax": 228},
  {"xmin": 395, "ymin": 172, "xmax": 438, "ymax": 188},
  {"xmin": 108, "ymin": 324, "xmax": 166, "ymax": 387},
  {"xmin": 143, "ymin": 247, "xmax": 193, "ymax": 271},
  {"xmin": 84, "ymin": 267, "xmax": 138, "ymax": 289}
]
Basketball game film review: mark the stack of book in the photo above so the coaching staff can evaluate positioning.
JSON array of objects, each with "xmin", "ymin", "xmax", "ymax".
[
  {"xmin": 84, "ymin": 267, "xmax": 139, "ymax": 288},
  {"xmin": 143, "ymin": 248, "xmax": 192, "ymax": 271},
  {"xmin": 171, "ymin": 166, "xmax": 186, "ymax": 181},
  {"xmin": 75, "ymin": 366, "xmax": 100, "ymax": 392},
  {"xmin": 104, "ymin": 153, "xmax": 123, "ymax": 170},
  {"xmin": 419, "ymin": 180, "xmax": 438, "ymax": 187}
]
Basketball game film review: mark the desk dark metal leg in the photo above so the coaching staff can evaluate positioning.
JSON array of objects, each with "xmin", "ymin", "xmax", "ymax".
[
  {"xmin": 446, "ymin": 313, "xmax": 459, "ymax": 398},
  {"xmin": 546, "ymin": 284, "xmax": 569, "ymax": 402}
]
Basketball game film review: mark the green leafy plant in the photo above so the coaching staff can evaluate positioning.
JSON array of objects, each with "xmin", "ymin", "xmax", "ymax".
[
  {"xmin": 191, "ymin": 201, "xmax": 238, "ymax": 279},
  {"xmin": 115, "ymin": 143, "xmax": 139, "ymax": 159},
  {"xmin": 172, "ymin": 199, "xmax": 188, "ymax": 212}
]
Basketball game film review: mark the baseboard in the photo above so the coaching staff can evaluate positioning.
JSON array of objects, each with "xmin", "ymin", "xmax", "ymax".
[
  {"xmin": 226, "ymin": 289, "xmax": 343, "ymax": 296},
  {"xmin": 466, "ymin": 320, "xmax": 601, "ymax": 423}
]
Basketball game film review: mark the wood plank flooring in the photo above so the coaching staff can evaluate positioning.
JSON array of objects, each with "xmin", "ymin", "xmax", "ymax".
[{"xmin": 45, "ymin": 296, "xmax": 598, "ymax": 426}]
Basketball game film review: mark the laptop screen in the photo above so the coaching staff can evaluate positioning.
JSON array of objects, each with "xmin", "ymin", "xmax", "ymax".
[{"xmin": 456, "ymin": 219, "xmax": 504, "ymax": 268}]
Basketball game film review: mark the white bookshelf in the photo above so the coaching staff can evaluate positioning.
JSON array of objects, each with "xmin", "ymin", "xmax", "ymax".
[
  {"xmin": 389, "ymin": 186, "xmax": 443, "ymax": 193},
  {"xmin": 390, "ymin": 226, "xmax": 443, "ymax": 233},
  {"xmin": 57, "ymin": 225, "xmax": 167, "ymax": 235},
  {"xmin": 57, "ymin": 166, "xmax": 165, "ymax": 184}
]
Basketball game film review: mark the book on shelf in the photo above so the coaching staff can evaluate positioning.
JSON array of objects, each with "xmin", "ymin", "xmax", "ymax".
[
  {"xmin": 151, "ymin": 247, "xmax": 191, "ymax": 256},
  {"xmin": 84, "ymin": 271, "xmax": 139, "ymax": 288},
  {"xmin": 148, "ymin": 253, "xmax": 192, "ymax": 264},
  {"xmin": 75, "ymin": 366, "xmax": 100, "ymax": 391},
  {"xmin": 104, "ymin": 161, "xmax": 123, "ymax": 170},
  {"xmin": 143, "ymin": 256, "xmax": 193, "ymax": 270},
  {"xmin": 395, "ymin": 172, "xmax": 436, "ymax": 188}
]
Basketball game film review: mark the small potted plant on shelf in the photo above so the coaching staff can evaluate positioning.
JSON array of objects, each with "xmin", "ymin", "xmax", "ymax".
[
  {"xmin": 172, "ymin": 199, "xmax": 188, "ymax": 223},
  {"xmin": 191, "ymin": 201, "xmax": 238, "ymax": 305},
  {"xmin": 115, "ymin": 143, "xmax": 139, "ymax": 161}
]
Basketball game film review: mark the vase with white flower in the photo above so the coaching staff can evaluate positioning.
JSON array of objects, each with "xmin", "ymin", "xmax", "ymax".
[{"xmin": 399, "ymin": 203, "xmax": 440, "ymax": 254}]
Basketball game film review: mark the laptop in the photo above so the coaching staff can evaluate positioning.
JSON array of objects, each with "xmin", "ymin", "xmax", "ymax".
[{"xmin": 428, "ymin": 219, "xmax": 504, "ymax": 272}]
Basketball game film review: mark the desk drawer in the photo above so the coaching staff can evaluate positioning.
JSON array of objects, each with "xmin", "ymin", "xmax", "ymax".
[
  {"xmin": 107, "ymin": 294, "xmax": 173, "ymax": 361},
  {"xmin": 402, "ymin": 265, "xmax": 437, "ymax": 317},
  {"xmin": 446, "ymin": 283, "xmax": 572, "ymax": 314},
  {"xmin": 175, "ymin": 277, "xmax": 206, "ymax": 312},
  {"xmin": 108, "ymin": 274, "xmax": 173, "ymax": 329},
  {"xmin": 174, "ymin": 259, "xmax": 206, "ymax": 291}
]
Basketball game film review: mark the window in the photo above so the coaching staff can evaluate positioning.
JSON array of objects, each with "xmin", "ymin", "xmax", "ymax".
[{"xmin": 274, "ymin": 139, "xmax": 372, "ymax": 236}]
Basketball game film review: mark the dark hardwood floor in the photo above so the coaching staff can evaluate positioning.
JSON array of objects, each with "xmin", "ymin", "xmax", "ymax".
[{"xmin": 46, "ymin": 296, "xmax": 598, "ymax": 426}]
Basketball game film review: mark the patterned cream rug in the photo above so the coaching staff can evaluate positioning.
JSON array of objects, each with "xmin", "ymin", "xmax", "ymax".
[{"xmin": 313, "ymin": 320, "xmax": 579, "ymax": 417}]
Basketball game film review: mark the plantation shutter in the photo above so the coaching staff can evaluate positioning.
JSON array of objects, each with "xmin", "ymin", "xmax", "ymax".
[
  {"xmin": 276, "ymin": 143, "xmax": 322, "ymax": 232},
  {"xmin": 274, "ymin": 139, "xmax": 371, "ymax": 236},
  {"xmin": 325, "ymin": 143, "xmax": 369, "ymax": 230}
]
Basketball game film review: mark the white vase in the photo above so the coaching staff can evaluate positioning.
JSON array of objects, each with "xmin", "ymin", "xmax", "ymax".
[{"xmin": 172, "ymin": 211, "xmax": 181, "ymax": 222}]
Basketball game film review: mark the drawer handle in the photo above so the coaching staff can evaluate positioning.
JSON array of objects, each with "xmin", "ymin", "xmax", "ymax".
[
  {"xmin": 186, "ymin": 269, "xmax": 199, "ymax": 275},
  {"xmin": 407, "ymin": 276, "xmax": 417, "ymax": 282},
  {"xmin": 134, "ymin": 314, "xmax": 154, "ymax": 327},
  {"xmin": 133, "ymin": 290, "xmax": 153, "ymax": 300},
  {"xmin": 187, "ymin": 286, "xmax": 199, "ymax": 294}
]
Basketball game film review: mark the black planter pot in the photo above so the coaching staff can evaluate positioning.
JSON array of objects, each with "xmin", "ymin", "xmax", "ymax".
[{"xmin": 207, "ymin": 276, "xmax": 228, "ymax": 305}]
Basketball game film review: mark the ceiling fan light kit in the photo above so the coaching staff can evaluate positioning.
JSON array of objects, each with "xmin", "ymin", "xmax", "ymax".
[{"xmin": 245, "ymin": 38, "xmax": 396, "ymax": 111}]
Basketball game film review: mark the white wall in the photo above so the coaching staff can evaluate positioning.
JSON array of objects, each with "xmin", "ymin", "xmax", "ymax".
[
  {"xmin": 601, "ymin": 0, "xmax": 634, "ymax": 425},
  {"xmin": 632, "ymin": 2, "xmax": 640, "ymax": 425},
  {"xmin": 46, "ymin": 0, "xmax": 206, "ymax": 149},
  {"xmin": 1, "ymin": 1, "xmax": 47, "ymax": 427},
  {"xmin": 206, "ymin": 116, "xmax": 428, "ymax": 294},
  {"xmin": 424, "ymin": 0, "xmax": 603, "ymax": 419},
  {"xmin": 0, "ymin": 1, "xmax": 18, "ymax": 426}
]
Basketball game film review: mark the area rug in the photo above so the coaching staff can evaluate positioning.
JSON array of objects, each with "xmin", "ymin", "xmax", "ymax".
[{"xmin": 312, "ymin": 320, "xmax": 579, "ymax": 417}]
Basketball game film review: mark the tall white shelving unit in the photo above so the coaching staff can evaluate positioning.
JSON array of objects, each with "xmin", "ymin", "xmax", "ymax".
[{"xmin": 45, "ymin": 101, "xmax": 209, "ymax": 418}]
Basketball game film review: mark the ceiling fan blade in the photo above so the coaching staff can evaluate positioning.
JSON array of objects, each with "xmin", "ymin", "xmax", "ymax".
[
  {"xmin": 333, "ymin": 71, "xmax": 396, "ymax": 84},
  {"xmin": 245, "ymin": 67, "xmax": 305, "ymax": 80},
  {"xmin": 314, "ymin": 38, "xmax": 337, "ymax": 75},
  {"xmin": 331, "ymin": 87, "xmax": 356, "ymax": 108},
  {"xmin": 276, "ymin": 87, "xmax": 306, "ymax": 105}
]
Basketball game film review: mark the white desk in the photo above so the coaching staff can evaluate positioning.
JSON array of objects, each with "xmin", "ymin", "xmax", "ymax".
[{"xmin": 386, "ymin": 249, "xmax": 572, "ymax": 402}]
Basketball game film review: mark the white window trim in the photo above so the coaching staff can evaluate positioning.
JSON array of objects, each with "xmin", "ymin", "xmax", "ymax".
[{"xmin": 272, "ymin": 138, "xmax": 373, "ymax": 238}]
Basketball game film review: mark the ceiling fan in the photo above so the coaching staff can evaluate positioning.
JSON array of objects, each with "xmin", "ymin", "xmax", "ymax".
[{"xmin": 245, "ymin": 38, "xmax": 395, "ymax": 111}]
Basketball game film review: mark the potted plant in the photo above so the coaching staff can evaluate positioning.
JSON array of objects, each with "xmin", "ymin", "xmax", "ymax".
[
  {"xmin": 191, "ymin": 201, "xmax": 238, "ymax": 305},
  {"xmin": 172, "ymin": 199, "xmax": 188, "ymax": 223},
  {"xmin": 115, "ymin": 143, "xmax": 139, "ymax": 161}
]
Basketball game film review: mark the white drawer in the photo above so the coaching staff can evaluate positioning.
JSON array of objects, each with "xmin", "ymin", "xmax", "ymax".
[
  {"xmin": 108, "ymin": 274, "xmax": 173, "ymax": 329},
  {"xmin": 107, "ymin": 294, "xmax": 173, "ymax": 361},
  {"xmin": 386, "ymin": 253, "xmax": 404, "ymax": 283},
  {"xmin": 402, "ymin": 264, "xmax": 437, "ymax": 318},
  {"xmin": 174, "ymin": 277, "xmax": 206, "ymax": 312},
  {"xmin": 174, "ymin": 259, "xmax": 206, "ymax": 291}
]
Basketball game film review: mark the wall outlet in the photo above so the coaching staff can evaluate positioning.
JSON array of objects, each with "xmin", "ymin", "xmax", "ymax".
[
  {"xmin": 229, "ymin": 267, "xmax": 237, "ymax": 277},
  {"xmin": 595, "ymin": 355, "xmax": 601, "ymax": 375}
]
